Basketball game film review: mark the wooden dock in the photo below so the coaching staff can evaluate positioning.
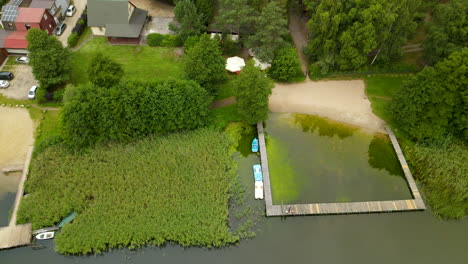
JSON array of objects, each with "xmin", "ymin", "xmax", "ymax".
[
  {"xmin": 0, "ymin": 146, "xmax": 33, "ymax": 249},
  {"xmin": 256, "ymin": 122, "xmax": 425, "ymax": 217}
]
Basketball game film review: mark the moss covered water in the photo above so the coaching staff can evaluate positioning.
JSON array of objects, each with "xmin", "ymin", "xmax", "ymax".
[{"xmin": 266, "ymin": 113, "xmax": 411, "ymax": 204}]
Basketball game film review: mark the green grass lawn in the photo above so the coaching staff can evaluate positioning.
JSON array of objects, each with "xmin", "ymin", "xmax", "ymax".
[
  {"xmin": 214, "ymin": 77, "xmax": 236, "ymax": 100},
  {"xmin": 74, "ymin": 27, "xmax": 92, "ymax": 48},
  {"xmin": 210, "ymin": 103, "xmax": 243, "ymax": 129},
  {"xmin": 365, "ymin": 75, "xmax": 410, "ymax": 121},
  {"xmin": 70, "ymin": 37, "xmax": 184, "ymax": 85},
  {"xmin": 17, "ymin": 128, "xmax": 239, "ymax": 254}
]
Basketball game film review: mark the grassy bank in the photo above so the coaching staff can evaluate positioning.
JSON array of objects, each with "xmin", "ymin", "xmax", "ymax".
[
  {"xmin": 70, "ymin": 37, "xmax": 184, "ymax": 85},
  {"xmin": 365, "ymin": 75, "xmax": 467, "ymax": 219},
  {"xmin": 17, "ymin": 128, "xmax": 239, "ymax": 254}
]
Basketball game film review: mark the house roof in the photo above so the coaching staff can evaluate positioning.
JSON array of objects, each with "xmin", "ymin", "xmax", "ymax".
[
  {"xmin": 1, "ymin": 5, "xmax": 20, "ymax": 22},
  {"xmin": 16, "ymin": 8, "xmax": 45, "ymax": 24},
  {"xmin": 105, "ymin": 7, "xmax": 148, "ymax": 38},
  {"xmin": 0, "ymin": 30, "xmax": 12, "ymax": 48},
  {"xmin": 29, "ymin": 0, "xmax": 55, "ymax": 9},
  {"xmin": 3, "ymin": 30, "xmax": 28, "ymax": 49}
]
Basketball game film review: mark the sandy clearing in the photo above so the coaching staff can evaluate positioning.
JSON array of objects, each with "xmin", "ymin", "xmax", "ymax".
[{"xmin": 269, "ymin": 80, "xmax": 385, "ymax": 132}]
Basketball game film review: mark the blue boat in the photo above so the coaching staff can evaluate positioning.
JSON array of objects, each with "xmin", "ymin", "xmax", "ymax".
[
  {"xmin": 252, "ymin": 138, "xmax": 259, "ymax": 152},
  {"xmin": 253, "ymin": 164, "xmax": 263, "ymax": 181}
]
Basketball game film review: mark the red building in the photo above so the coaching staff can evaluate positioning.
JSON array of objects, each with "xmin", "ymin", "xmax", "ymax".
[{"xmin": 15, "ymin": 8, "xmax": 56, "ymax": 34}]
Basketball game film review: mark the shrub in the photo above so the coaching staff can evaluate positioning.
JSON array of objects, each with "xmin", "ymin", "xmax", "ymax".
[
  {"xmin": 269, "ymin": 47, "xmax": 304, "ymax": 82},
  {"xmin": 147, "ymin": 33, "xmax": 164, "ymax": 46},
  {"xmin": 67, "ymin": 32, "xmax": 79, "ymax": 48},
  {"xmin": 53, "ymin": 89, "xmax": 65, "ymax": 102},
  {"xmin": 35, "ymin": 86, "xmax": 47, "ymax": 103},
  {"xmin": 161, "ymin": 34, "xmax": 178, "ymax": 47},
  {"xmin": 61, "ymin": 80, "xmax": 212, "ymax": 148},
  {"xmin": 87, "ymin": 53, "xmax": 123, "ymax": 88},
  {"xmin": 221, "ymin": 37, "xmax": 241, "ymax": 56}
]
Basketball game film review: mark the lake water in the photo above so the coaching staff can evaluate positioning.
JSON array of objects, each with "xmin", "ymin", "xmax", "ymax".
[
  {"xmin": 0, "ymin": 119, "xmax": 467, "ymax": 263},
  {"xmin": 265, "ymin": 113, "xmax": 412, "ymax": 204}
]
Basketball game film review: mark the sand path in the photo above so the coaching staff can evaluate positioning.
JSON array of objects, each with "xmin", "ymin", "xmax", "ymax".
[
  {"xmin": 0, "ymin": 107, "xmax": 34, "ymax": 197},
  {"xmin": 269, "ymin": 80, "xmax": 385, "ymax": 132}
]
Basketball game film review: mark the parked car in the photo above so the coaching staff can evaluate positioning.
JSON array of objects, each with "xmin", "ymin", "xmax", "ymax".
[
  {"xmin": 54, "ymin": 23, "xmax": 67, "ymax": 36},
  {"xmin": 0, "ymin": 80, "xmax": 9, "ymax": 88},
  {"xmin": 28, "ymin": 86, "xmax": 38, "ymax": 99},
  {"xmin": 0, "ymin": 71, "xmax": 14, "ymax": 80},
  {"xmin": 16, "ymin": 56, "xmax": 29, "ymax": 64},
  {"xmin": 66, "ymin": 5, "xmax": 76, "ymax": 17}
]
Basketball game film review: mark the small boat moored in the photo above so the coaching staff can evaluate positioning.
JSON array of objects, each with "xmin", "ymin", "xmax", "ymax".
[
  {"xmin": 255, "ymin": 181, "xmax": 264, "ymax": 200},
  {"xmin": 36, "ymin": 232, "xmax": 54, "ymax": 240},
  {"xmin": 253, "ymin": 164, "xmax": 263, "ymax": 181},
  {"xmin": 252, "ymin": 138, "xmax": 259, "ymax": 152}
]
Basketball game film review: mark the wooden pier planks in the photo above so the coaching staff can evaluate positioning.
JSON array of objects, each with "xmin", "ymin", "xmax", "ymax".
[{"xmin": 257, "ymin": 122, "xmax": 426, "ymax": 217}]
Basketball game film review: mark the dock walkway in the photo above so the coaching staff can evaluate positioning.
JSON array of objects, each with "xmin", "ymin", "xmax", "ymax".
[
  {"xmin": 0, "ymin": 146, "xmax": 33, "ymax": 249},
  {"xmin": 257, "ymin": 123, "xmax": 425, "ymax": 217}
]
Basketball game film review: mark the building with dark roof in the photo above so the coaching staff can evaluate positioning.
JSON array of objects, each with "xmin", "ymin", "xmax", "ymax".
[{"xmin": 88, "ymin": 0, "xmax": 148, "ymax": 42}]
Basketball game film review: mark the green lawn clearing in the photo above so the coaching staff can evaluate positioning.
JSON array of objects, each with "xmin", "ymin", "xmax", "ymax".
[{"xmin": 70, "ymin": 37, "xmax": 184, "ymax": 85}]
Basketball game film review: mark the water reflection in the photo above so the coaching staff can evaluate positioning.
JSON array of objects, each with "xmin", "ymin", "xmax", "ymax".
[
  {"xmin": 367, "ymin": 135, "xmax": 405, "ymax": 177},
  {"xmin": 293, "ymin": 113, "xmax": 358, "ymax": 139}
]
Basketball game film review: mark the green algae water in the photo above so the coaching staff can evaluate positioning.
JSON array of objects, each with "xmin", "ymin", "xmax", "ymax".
[{"xmin": 266, "ymin": 113, "xmax": 411, "ymax": 204}]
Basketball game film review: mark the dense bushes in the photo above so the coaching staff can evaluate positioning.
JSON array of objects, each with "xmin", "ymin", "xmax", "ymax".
[
  {"xmin": 184, "ymin": 34, "xmax": 226, "ymax": 92},
  {"xmin": 269, "ymin": 47, "xmax": 304, "ymax": 82},
  {"xmin": 17, "ymin": 129, "xmax": 239, "ymax": 254},
  {"xmin": 87, "ymin": 53, "xmax": 123, "ymax": 88},
  {"xmin": 406, "ymin": 138, "xmax": 468, "ymax": 219},
  {"xmin": 147, "ymin": 33, "xmax": 182, "ymax": 47},
  {"xmin": 389, "ymin": 48, "xmax": 468, "ymax": 142},
  {"xmin": 68, "ymin": 8, "xmax": 88, "ymax": 48},
  {"xmin": 67, "ymin": 33, "xmax": 79, "ymax": 48},
  {"xmin": 61, "ymin": 80, "xmax": 212, "ymax": 148}
]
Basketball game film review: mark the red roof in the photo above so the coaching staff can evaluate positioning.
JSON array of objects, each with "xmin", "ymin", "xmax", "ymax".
[
  {"xmin": 16, "ymin": 8, "xmax": 45, "ymax": 24},
  {"xmin": 4, "ymin": 31, "xmax": 28, "ymax": 49}
]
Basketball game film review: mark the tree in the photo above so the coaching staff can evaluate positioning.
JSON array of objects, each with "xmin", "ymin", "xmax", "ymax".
[
  {"xmin": 216, "ymin": 0, "xmax": 257, "ymax": 37},
  {"xmin": 304, "ymin": 0, "xmax": 420, "ymax": 73},
  {"xmin": 184, "ymin": 34, "xmax": 226, "ymax": 92},
  {"xmin": 234, "ymin": 62, "xmax": 273, "ymax": 124},
  {"xmin": 247, "ymin": 1, "xmax": 288, "ymax": 62},
  {"xmin": 169, "ymin": 0, "xmax": 206, "ymax": 42},
  {"xmin": 87, "ymin": 53, "xmax": 123, "ymax": 88},
  {"xmin": 26, "ymin": 28, "xmax": 71, "ymax": 89},
  {"xmin": 193, "ymin": 0, "xmax": 215, "ymax": 25},
  {"xmin": 423, "ymin": 0, "xmax": 468, "ymax": 65},
  {"xmin": 389, "ymin": 48, "xmax": 468, "ymax": 142},
  {"xmin": 269, "ymin": 47, "xmax": 304, "ymax": 82}
]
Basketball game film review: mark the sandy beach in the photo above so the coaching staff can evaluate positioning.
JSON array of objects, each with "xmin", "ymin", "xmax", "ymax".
[
  {"xmin": 269, "ymin": 80, "xmax": 385, "ymax": 132},
  {"xmin": 0, "ymin": 107, "xmax": 33, "ymax": 197}
]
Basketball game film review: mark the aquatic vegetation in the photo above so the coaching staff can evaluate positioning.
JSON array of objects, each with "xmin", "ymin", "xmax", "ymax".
[
  {"xmin": 17, "ymin": 129, "xmax": 240, "ymax": 254},
  {"xmin": 292, "ymin": 113, "xmax": 358, "ymax": 139},
  {"xmin": 266, "ymin": 135, "xmax": 299, "ymax": 204}
]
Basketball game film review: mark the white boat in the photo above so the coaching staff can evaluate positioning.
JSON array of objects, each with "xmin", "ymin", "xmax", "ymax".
[
  {"xmin": 36, "ymin": 231, "xmax": 54, "ymax": 240},
  {"xmin": 255, "ymin": 181, "xmax": 264, "ymax": 200}
]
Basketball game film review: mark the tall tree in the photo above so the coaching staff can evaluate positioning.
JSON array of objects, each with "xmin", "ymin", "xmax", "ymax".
[
  {"xmin": 87, "ymin": 53, "xmax": 123, "ymax": 88},
  {"xmin": 193, "ymin": 0, "xmax": 215, "ymax": 25},
  {"xmin": 26, "ymin": 28, "xmax": 71, "ymax": 89},
  {"xmin": 269, "ymin": 47, "xmax": 304, "ymax": 82},
  {"xmin": 216, "ymin": 0, "xmax": 257, "ymax": 37},
  {"xmin": 389, "ymin": 48, "xmax": 468, "ymax": 142},
  {"xmin": 304, "ymin": 0, "xmax": 420, "ymax": 73},
  {"xmin": 169, "ymin": 0, "xmax": 206, "ymax": 42},
  {"xmin": 234, "ymin": 62, "xmax": 273, "ymax": 124},
  {"xmin": 423, "ymin": 0, "xmax": 468, "ymax": 65},
  {"xmin": 247, "ymin": 1, "xmax": 289, "ymax": 62},
  {"xmin": 184, "ymin": 34, "xmax": 226, "ymax": 92}
]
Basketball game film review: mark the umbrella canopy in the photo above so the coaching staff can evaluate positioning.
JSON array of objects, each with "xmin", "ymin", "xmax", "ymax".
[{"xmin": 226, "ymin": 56, "xmax": 246, "ymax": 72}]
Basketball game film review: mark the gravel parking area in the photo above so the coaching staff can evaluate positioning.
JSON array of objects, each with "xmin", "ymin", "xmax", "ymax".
[{"xmin": 0, "ymin": 64, "xmax": 38, "ymax": 100}]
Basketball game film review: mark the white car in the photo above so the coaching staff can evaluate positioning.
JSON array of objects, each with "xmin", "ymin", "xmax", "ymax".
[
  {"xmin": 66, "ymin": 5, "xmax": 76, "ymax": 17},
  {"xmin": 16, "ymin": 56, "xmax": 29, "ymax": 64},
  {"xmin": 0, "ymin": 80, "xmax": 9, "ymax": 88},
  {"xmin": 28, "ymin": 86, "xmax": 38, "ymax": 99}
]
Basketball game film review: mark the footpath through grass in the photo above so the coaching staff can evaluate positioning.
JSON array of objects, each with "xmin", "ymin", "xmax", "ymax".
[
  {"xmin": 70, "ymin": 37, "xmax": 184, "ymax": 85},
  {"xmin": 17, "ymin": 128, "xmax": 240, "ymax": 254}
]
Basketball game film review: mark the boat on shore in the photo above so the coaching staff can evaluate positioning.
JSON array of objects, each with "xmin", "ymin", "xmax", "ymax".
[
  {"xmin": 255, "ymin": 181, "xmax": 264, "ymax": 200},
  {"xmin": 252, "ymin": 138, "xmax": 259, "ymax": 152}
]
